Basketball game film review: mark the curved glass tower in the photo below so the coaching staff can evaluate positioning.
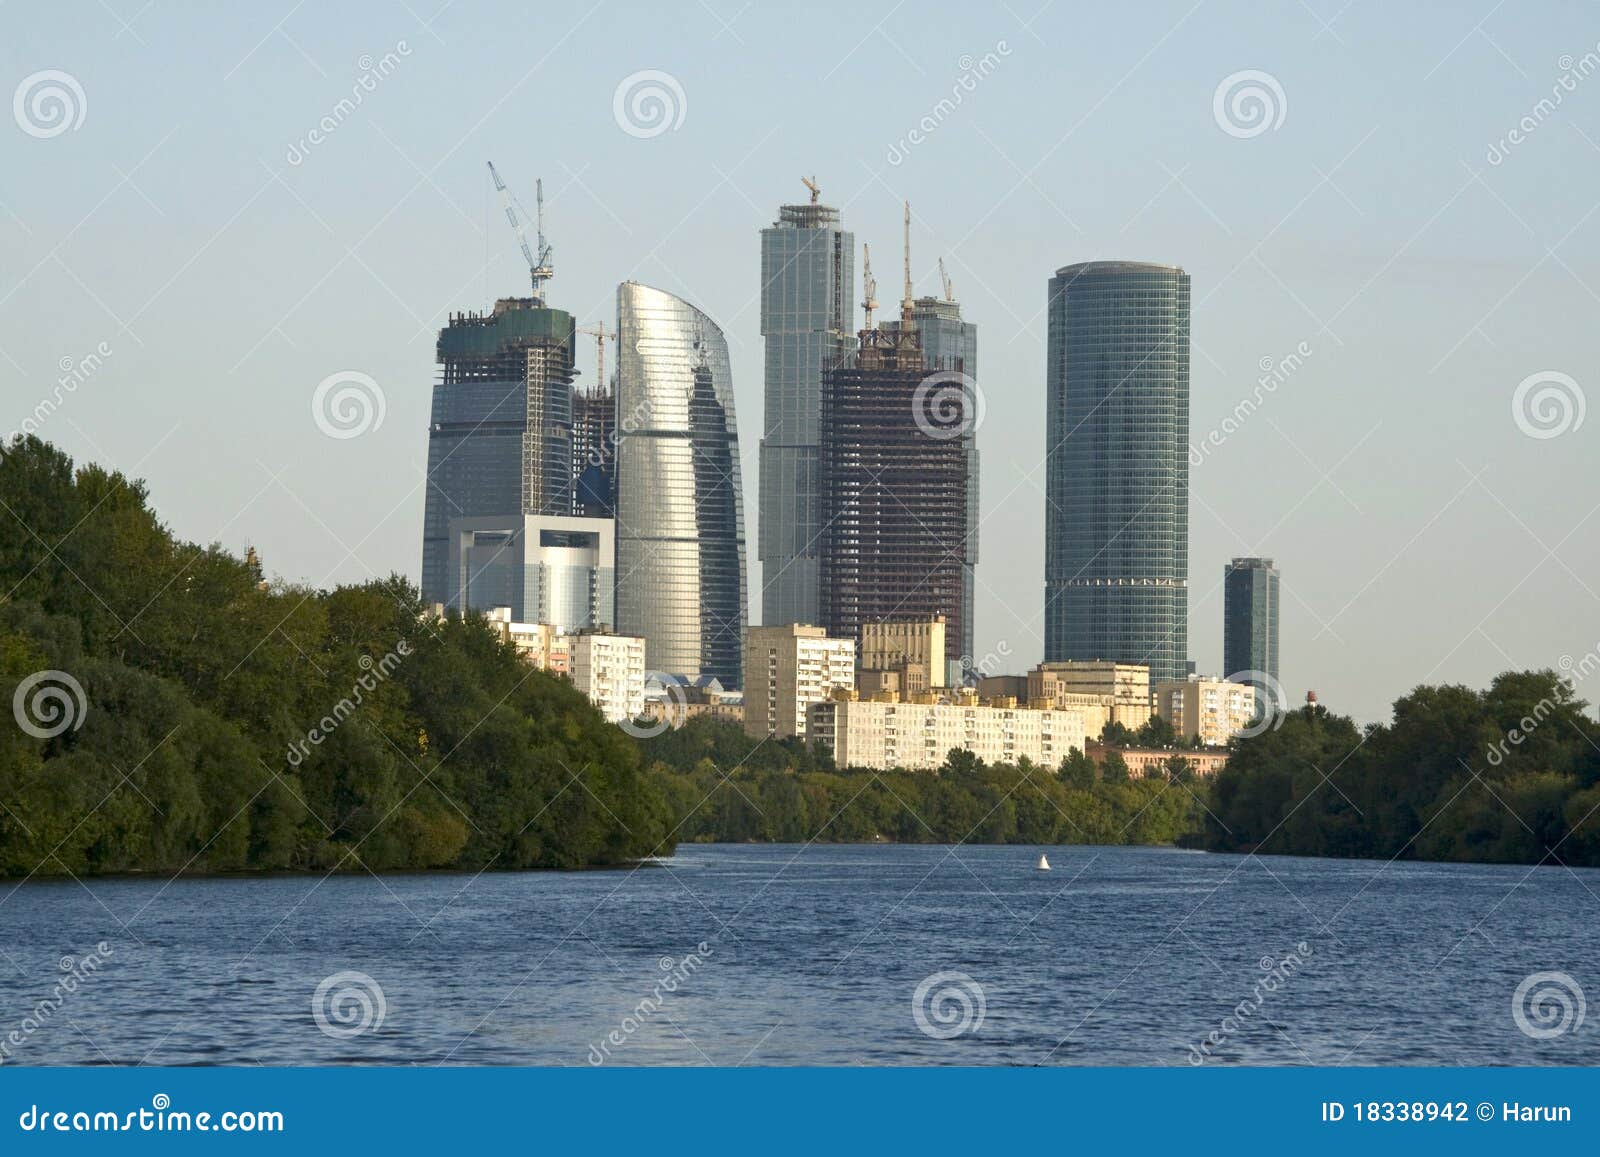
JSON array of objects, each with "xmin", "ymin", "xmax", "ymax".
[
  {"xmin": 614, "ymin": 282, "xmax": 748, "ymax": 687},
  {"xmin": 1044, "ymin": 261, "xmax": 1190, "ymax": 686}
]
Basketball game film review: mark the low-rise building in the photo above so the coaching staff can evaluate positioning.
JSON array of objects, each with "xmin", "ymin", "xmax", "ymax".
[
  {"xmin": 743, "ymin": 624, "xmax": 856, "ymax": 739},
  {"xmin": 807, "ymin": 691, "xmax": 1088, "ymax": 772},
  {"xmin": 1086, "ymin": 741, "xmax": 1231, "ymax": 779},
  {"xmin": 485, "ymin": 607, "xmax": 569, "ymax": 675},
  {"xmin": 640, "ymin": 676, "xmax": 745, "ymax": 729},
  {"xmin": 1153, "ymin": 677, "xmax": 1257, "ymax": 747},
  {"xmin": 566, "ymin": 629, "xmax": 646, "ymax": 726}
]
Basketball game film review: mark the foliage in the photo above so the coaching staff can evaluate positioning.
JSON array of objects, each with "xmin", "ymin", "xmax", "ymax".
[{"xmin": 0, "ymin": 436, "xmax": 674, "ymax": 876}]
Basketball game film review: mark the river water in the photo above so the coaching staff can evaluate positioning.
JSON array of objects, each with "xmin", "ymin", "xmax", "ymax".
[{"xmin": 0, "ymin": 844, "xmax": 1594, "ymax": 1066}]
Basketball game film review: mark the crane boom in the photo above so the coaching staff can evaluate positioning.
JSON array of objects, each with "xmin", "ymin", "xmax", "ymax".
[
  {"xmin": 487, "ymin": 160, "xmax": 553, "ymax": 303},
  {"xmin": 938, "ymin": 257, "xmax": 954, "ymax": 301}
]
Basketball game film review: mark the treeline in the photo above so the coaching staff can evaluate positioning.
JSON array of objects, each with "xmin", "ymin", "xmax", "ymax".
[
  {"xmin": 0, "ymin": 437, "xmax": 674, "ymax": 876},
  {"xmin": 1202, "ymin": 671, "xmax": 1600, "ymax": 865},
  {"xmin": 638, "ymin": 717, "xmax": 1202, "ymax": 845}
]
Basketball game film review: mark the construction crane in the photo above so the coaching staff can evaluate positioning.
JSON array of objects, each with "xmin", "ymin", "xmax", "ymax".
[
  {"xmin": 861, "ymin": 243, "xmax": 878, "ymax": 329},
  {"xmin": 900, "ymin": 201, "xmax": 915, "ymax": 322},
  {"xmin": 487, "ymin": 160, "xmax": 554, "ymax": 303},
  {"xmin": 576, "ymin": 322, "xmax": 612, "ymax": 391},
  {"xmin": 801, "ymin": 175, "xmax": 820, "ymax": 204},
  {"xmin": 938, "ymin": 257, "xmax": 955, "ymax": 302}
]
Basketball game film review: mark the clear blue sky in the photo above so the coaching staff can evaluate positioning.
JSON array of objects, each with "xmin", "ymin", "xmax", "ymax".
[{"xmin": 4, "ymin": 0, "xmax": 1598, "ymax": 723}]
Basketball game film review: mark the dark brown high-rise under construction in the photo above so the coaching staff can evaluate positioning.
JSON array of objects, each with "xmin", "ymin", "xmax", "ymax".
[{"xmin": 818, "ymin": 225, "xmax": 973, "ymax": 682}]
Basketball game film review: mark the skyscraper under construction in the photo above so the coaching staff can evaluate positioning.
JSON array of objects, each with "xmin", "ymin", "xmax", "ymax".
[{"xmin": 818, "ymin": 211, "xmax": 974, "ymax": 684}]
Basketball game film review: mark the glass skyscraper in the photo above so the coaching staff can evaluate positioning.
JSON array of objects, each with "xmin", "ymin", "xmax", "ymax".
[
  {"xmin": 758, "ymin": 194, "xmax": 854, "ymax": 628},
  {"xmin": 614, "ymin": 282, "xmax": 748, "ymax": 687},
  {"xmin": 1224, "ymin": 556, "xmax": 1280, "ymax": 707},
  {"xmin": 420, "ymin": 297, "xmax": 577, "ymax": 608},
  {"xmin": 1044, "ymin": 261, "xmax": 1190, "ymax": 686}
]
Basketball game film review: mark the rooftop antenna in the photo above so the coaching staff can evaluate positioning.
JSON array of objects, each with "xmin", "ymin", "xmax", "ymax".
[
  {"xmin": 900, "ymin": 201, "xmax": 914, "ymax": 322},
  {"xmin": 801, "ymin": 175, "xmax": 820, "ymax": 204},
  {"xmin": 938, "ymin": 257, "xmax": 954, "ymax": 302},
  {"xmin": 861, "ymin": 242, "xmax": 878, "ymax": 330}
]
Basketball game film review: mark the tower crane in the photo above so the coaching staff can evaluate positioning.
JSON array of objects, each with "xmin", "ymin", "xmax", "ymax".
[
  {"xmin": 576, "ymin": 322, "xmax": 612, "ymax": 391},
  {"xmin": 801, "ymin": 175, "xmax": 820, "ymax": 204},
  {"xmin": 900, "ymin": 201, "xmax": 915, "ymax": 322},
  {"xmin": 861, "ymin": 243, "xmax": 878, "ymax": 329},
  {"xmin": 487, "ymin": 160, "xmax": 554, "ymax": 303},
  {"xmin": 938, "ymin": 257, "xmax": 955, "ymax": 302}
]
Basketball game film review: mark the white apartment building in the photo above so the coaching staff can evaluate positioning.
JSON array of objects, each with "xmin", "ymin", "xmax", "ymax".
[
  {"xmin": 565, "ymin": 631, "xmax": 647, "ymax": 726},
  {"xmin": 806, "ymin": 695, "xmax": 1089, "ymax": 771},
  {"xmin": 744, "ymin": 624, "xmax": 856, "ymax": 739},
  {"xmin": 1154, "ymin": 677, "xmax": 1258, "ymax": 747}
]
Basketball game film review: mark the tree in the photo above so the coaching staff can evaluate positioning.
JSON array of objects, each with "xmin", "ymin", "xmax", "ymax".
[
  {"xmin": 1101, "ymin": 750, "xmax": 1130, "ymax": 782},
  {"xmin": 1058, "ymin": 748, "xmax": 1098, "ymax": 789}
]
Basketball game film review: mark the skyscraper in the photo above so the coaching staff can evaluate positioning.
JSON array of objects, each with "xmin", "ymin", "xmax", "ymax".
[
  {"xmin": 1223, "ymin": 556, "xmax": 1280, "ymax": 708},
  {"xmin": 571, "ymin": 385, "xmax": 615, "ymax": 518},
  {"xmin": 1044, "ymin": 261, "xmax": 1190, "ymax": 686},
  {"xmin": 878, "ymin": 286, "xmax": 978, "ymax": 675},
  {"xmin": 818, "ymin": 233, "xmax": 973, "ymax": 683},
  {"xmin": 420, "ymin": 296, "xmax": 577, "ymax": 608},
  {"xmin": 758, "ymin": 182, "xmax": 854, "ymax": 628},
  {"xmin": 614, "ymin": 282, "xmax": 748, "ymax": 687}
]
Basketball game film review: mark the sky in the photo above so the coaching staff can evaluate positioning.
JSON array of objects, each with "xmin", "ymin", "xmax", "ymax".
[{"xmin": 3, "ymin": 0, "xmax": 1599, "ymax": 725}]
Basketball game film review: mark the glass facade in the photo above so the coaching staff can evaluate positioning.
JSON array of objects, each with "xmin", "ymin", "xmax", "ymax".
[
  {"xmin": 1223, "ymin": 556, "xmax": 1280, "ymax": 706},
  {"xmin": 443, "ymin": 514, "xmax": 615, "ymax": 632},
  {"xmin": 758, "ymin": 201, "xmax": 854, "ymax": 628},
  {"xmin": 1044, "ymin": 261, "xmax": 1190, "ymax": 685},
  {"xmin": 420, "ymin": 298, "xmax": 576, "ymax": 608},
  {"xmin": 614, "ymin": 282, "xmax": 748, "ymax": 687}
]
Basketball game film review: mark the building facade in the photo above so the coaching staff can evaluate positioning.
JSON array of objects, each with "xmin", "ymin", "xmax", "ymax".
[
  {"xmin": 1153, "ymin": 677, "xmax": 1257, "ymax": 747},
  {"xmin": 572, "ymin": 385, "xmax": 616, "ymax": 518},
  {"xmin": 743, "ymin": 624, "xmax": 856, "ymax": 739},
  {"xmin": 807, "ymin": 694, "xmax": 1088, "ymax": 772},
  {"xmin": 819, "ymin": 323, "xmax": 972, "ymax": 683},
  {"xmin": 421, "ymin": 297, "xmax": 577, "ymax": 607},
  {"xmin": 858, "ymin": 618, "xmax": 948, "ymax": 689},
  {"xmin": 1044, "ymin": 261, "xmax": 1190, "ymax": 685},
  {"xmin": 879, "ymin": 294, "xmax": 979, "ymax": 674},
  {"xmin": 758, "ymin": 191, "xmax": 854, "ymax": 629},
  {"xmin": 1086, "ymin": 741, "xmax": 1230, "ymax": 779},
  {"xmin": 1223, "ymin": 556, "xmax": 1281, "ymax": 711},
  {"xmin": 442, "ymin": 513, "xmax": 614, "ymax": 632},
  {"xmin": 614, "ymin": 282, "xmax": 748, "ymax": 688},
  {"xmin": 567, "ymin": 630, "xmax": 646, "ymax": 725}
]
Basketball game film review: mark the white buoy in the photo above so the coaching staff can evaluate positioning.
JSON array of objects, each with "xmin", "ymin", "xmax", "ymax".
[{"xmin": 1036, "ymin": 853, "xmax": 1051, "ymax": 871}]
